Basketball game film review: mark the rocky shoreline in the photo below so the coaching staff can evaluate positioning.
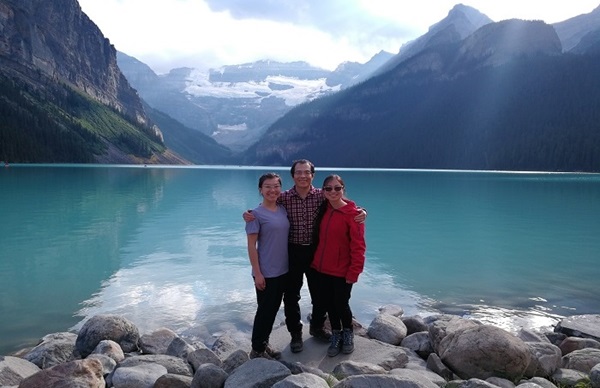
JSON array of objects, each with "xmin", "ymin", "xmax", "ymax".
[{"xmin": 1, "ymin": 307, "xmax": 599, "ymax": 388}]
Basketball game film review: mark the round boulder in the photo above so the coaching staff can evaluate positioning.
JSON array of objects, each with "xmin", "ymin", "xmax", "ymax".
[
  {"xmin": 75, "ymin": 315, "xmax": 140, "ymax": 357},
  {"xmin": 438, "ymin": 324, "xmax": 531, "ymax": 382}
]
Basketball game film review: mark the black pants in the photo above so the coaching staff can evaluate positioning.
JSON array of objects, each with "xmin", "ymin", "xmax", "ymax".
[
  {"xmin": 310, "ymin": 269, "xmax": 353, "ymax": 330},
  {"xmin": 251, "ymin": 273, "xmax": 287, "ymax": 352},
  {"xmin": 283, "ymin": 243, "xmax": 327, "ymax": 333}
]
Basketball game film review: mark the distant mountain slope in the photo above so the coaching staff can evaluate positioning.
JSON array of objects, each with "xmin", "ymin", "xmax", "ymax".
[
  {"xmin": 553, "ymin": 4, "xmax": 600, "ymax": 51},
  {"xmin": 117, "ymin": 52, "xmax": 393, "ymax": 152},
  {"xmin": 142, "ymin": 102, "xmax": 233, "ymax": 165},
  {"xmin": 243, "ymin": 20, "xmax": 600, "ymax": 173}
]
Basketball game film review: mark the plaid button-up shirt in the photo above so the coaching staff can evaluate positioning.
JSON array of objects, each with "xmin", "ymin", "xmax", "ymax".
[{"xmin": 278, "ymin": 185, "xmax": 325, "ymax": 245}]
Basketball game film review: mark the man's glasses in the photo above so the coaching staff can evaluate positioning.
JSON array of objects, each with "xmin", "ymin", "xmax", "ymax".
[
  {"xmin": 323, "ymin": 186, "xmax": 344, "ymax": 192},
  {"xmin": 294, "ymin": 170, "xmax": 313, "ymax": 176}
]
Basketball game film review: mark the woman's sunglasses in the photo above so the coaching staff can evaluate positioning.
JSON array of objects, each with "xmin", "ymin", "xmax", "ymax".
[{"xmin": 323, "ymin": 186, "xmax": 344, "ymax": 192}]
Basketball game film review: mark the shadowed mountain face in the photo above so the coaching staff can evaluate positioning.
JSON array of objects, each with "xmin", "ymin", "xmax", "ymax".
[
  {"xmin": 241, "ymin": 19, "xmax": 600, "ymax": 173},
  {"xmin": 0, "ymin": 0, "xmax": 145, "ymax": 123},
  {"xmin": 0, "ymin": 0, "xmax": 191, "ymax": 164}
]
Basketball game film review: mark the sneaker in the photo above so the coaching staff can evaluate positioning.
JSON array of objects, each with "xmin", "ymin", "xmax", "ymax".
[
  {"xmin": 327, "ymin": 330, "xmax": 342, "ymax": 357},
  {"xmin": 290, "ymin": 331, "xmax": 303, "ymax": 353},
  {"xmin": 249, "ymin": 349, "xmax": 275, "ymax": 360},
  {"xmin": 309, "ymin": 326, "xmax": 332, "ymax": 342},
  {"xmin": 264, "ymin": 343, "xmax": 281, "ymax": 359},
  {"xmin": 342, "ymin": 328, "xmax": 354, "ymax": 354}
]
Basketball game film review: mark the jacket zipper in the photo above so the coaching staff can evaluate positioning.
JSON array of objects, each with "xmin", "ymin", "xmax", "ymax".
[{"xmin": 317, "ymin": 209, "xmax": 335, "ymax": 271}]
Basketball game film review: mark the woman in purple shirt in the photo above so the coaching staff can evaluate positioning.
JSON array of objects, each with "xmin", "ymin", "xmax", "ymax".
[{"xmin": 245, "ymin": 172, "xmax": 290, "ymax": 359}]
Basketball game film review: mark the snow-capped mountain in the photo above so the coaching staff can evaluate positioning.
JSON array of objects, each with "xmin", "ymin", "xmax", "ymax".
[{"xmin": 117, "ymin": 54, "xmax": 392, "ymax": 151}]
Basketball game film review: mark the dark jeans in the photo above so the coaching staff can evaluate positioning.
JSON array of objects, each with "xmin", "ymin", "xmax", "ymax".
[
  {"xmin": 251, "ymin": 273, "xmax": 287, "ymax": 352},
  {"xmin": 310, "ymin": 269, "xmax": 353, "ymax": 331},
  {"xmin": 283, "ymin": 243, "xmax": 327, "ymax": 333}
]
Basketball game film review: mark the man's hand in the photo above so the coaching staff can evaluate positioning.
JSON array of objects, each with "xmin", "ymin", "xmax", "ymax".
[
  {"xmin": 354, "ymin": 208, "xmax": 367, "ymax": 223},
  {"xmin": 243, "ymin": 210, "xmax": 256, "ymax": 222}
]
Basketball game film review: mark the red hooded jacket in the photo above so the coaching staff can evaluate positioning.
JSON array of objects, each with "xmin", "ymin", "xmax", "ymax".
[{"xmin": 311, "ymin": 199, "xmax": 366, "ymax": 283}]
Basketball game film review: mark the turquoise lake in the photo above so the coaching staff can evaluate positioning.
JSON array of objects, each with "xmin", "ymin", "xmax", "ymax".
[{"xmin": 1, "ymin": 165, "xmax": 599, "ymax": 355}]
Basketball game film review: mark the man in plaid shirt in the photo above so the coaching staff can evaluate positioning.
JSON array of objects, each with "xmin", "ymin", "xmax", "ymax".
[{"xmin": 245, "ymin": 159, "xmax": 366, "ymax": 353}]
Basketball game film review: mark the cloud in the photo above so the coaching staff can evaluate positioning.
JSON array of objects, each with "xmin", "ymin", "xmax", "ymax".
[{"xmin": 79, "ymin": 0, "xmax": 600, "ymax": 74}]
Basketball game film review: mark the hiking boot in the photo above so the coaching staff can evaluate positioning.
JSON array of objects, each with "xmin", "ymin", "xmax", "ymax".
[
  {"xmin": 309, "ymin": 326, "xmax": 332, "ymax": 342},
  {"xmin": 249, "ymin": 349, "xmax": 275, "ymax": 360},
  {"xmin": 290, "ymin": 331, "xmax": 303, "ymax": 353},
  {"xmin": 342, "ymin": 328, "xmax": 354, "ymax": 354},
  {"xmin": 327, "ymin": 330, "xmax": 342, "ymax": 357},
  {"xmin": 264, "ymin": 343, "xmax": 281, "ymax": 359}
]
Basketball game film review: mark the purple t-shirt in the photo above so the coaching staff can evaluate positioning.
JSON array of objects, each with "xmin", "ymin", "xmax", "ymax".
[{"xmin": 245, "ymin": 204, "xmax": 289, "ymax": 278}]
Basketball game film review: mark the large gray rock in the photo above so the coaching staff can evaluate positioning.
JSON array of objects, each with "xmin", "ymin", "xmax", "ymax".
[
  {"xmin": 139, "ymin": 327, "xmax": 180, "ymax": 354},
  {"xmin": 75, "ymin": 315, "xmax": 140, "ymax": 357},
  {"xmin": 367, "ymin": 313, "xmax": 408, "ymax": 345},
  {"xmin": 272, "ymin": 372, "xmax": 330, "ymax": 388},
  {"xmin": 155, "ymin": 373, "xmax": 193, "ymax": 388},
  {"xmin": 485, "ymin": 376, "xmax": 515, "ymax": 388},
  {"xmin": 437, "ymin": 324, "xmax": 531, "ymax": 382},
  {"xmin": 0, "ymin": 356, "xmax": 40, "ymax": 386},
  {"xmin": 222, "ymin": 348, "xmax": 249, "ymax": 374},
  {"xmin": 332, "ymin": 360, "xmax": 387, "ymax": 379},
  {"xmin": 524, "ymin": 377, "xmax": 557, "ymax": 388},
  {"xmin": 118, "ymin": 354, "xmax": 194, "ymax": 376},
  {"xmin": 428, "ymin": 316, "xmax": 481, "ymax": 354},
  {"xmin": 555, "ymin": 315, "xmax": 600, "ymax": 341},
  {"xmin": 402, "ymin": 331, "xmax": 434, "ymax": 358},
  {"xmin": 188, "ymin": 347, "xmax": 222, "ymax": 370},
  {"xmin": 559, "ymin": 336, "xmax": 600, "ymax": 355},
  {"xmin": 18, "ymin": 358, "xmax": 104, "ymax": 388},
  {"xmin": 451, "ymin": 378, "xmax": 498, "ymax": 388},
  {"xmin": 560, "ymin": 348, "xmax": 600, "ymax": 373},
  {"xmin": 402, "ymin": 315, "xmax": 429, "ymax": 335},
  {"xmin": 590, "ymin": 363, "xmax": 600, "ymax": 388},
  {"xmin": 390, "ymin": 367, "xmax": 447, "ymax": 387},
  {"xmin": 224, "ymin": 358, "xmax": 291, "ymax": 387},
  {"xmin": 191, "ymin": 363, "xmax": 228, "ymax": 388},
  {"xmin": 22, "ymin": 332, "xmax": 77, "ymax": 369},
  {"xmin": 87, "ymin": 353, "xmax": 117, "ymax": 376},
  {"xmin": 111, "ymin": 363, "xmax": 167, "ymax": 388},
  {"xmin": 523, "ymin": 342, "xmax": 561, "ymax": 378},
  {"xmin": 91, "ymin": 339, "xmax": 124, "ymax": 363},
  {"xmin": 334, "ymin": 373, "xmax": 439, "ymax": 388},
  {"xmin": 379, "ymin": 304, "xmax": 404, "ymax": 317},
  {"xmin": 211, "ymin": 331, "xmax": 252, "ymax": 359},
  {"xmin": 551, "ymin": 368, "xmax": 589, "ymax": 386}
]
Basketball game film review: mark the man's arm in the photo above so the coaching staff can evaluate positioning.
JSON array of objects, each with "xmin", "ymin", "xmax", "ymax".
[
  {"xmin": 242, "ymin": 209, "xmax": 255, "ymax": 222},
  {"xmin": 354, "ymin": 207, "xmax": 367, "ymax": 223}
]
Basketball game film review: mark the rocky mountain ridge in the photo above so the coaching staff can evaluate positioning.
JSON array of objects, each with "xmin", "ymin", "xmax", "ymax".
[
  {"xmin": 242, "ymin": 18, "xmax": 600, "ymax": 172},
  {"xmin": 117, "ymin": 52, "xmax": 394, "ymax": 152}
]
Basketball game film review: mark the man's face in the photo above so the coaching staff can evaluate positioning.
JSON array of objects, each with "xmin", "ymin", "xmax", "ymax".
[{"xmin": 293, "ymin": 162, "xmax": 314, "ymax": 189}]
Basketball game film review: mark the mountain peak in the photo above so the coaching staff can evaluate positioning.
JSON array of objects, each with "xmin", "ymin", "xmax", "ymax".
[{"xmin": 458, "ymin": 19, "xmax": 562, "ymax": 67}]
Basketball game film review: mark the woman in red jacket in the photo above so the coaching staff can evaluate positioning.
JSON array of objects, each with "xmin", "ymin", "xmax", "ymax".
[{"xmin": 311, "ymin": 174, "xmax": 366, "ymax": 357}]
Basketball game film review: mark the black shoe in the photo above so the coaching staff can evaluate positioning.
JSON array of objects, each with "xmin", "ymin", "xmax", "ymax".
[
  {"xmin": 264, "ymin": 343, "xmax": 281, "ymax": 359},
  {"xmin": 290, "ymin": 331, "xmax": 303, "ymax": 353},
  {"xmin": 309, "ymin": 326, "xmax": 332, "ymax": 342},
  {"xmin": 249, "ymin": 349, "xmax": 275, "ymax": 360},
  {"xmin": 327, "ymin": 330, "xmax": 342, "ymax": 357},
  {"xmin": 342, "ymin": 328, "xmax": 354, "ymax": 354}
]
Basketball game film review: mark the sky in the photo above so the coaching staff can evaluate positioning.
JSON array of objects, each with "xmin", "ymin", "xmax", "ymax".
[{"xmin": 77, "ymin": 0, "xmax": 600, "ymax": 74}]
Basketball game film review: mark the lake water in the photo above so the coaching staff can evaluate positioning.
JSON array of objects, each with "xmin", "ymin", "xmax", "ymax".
[{"xmin": 1, "ymin": 165, "xmax": 599, "ymax": 355}]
